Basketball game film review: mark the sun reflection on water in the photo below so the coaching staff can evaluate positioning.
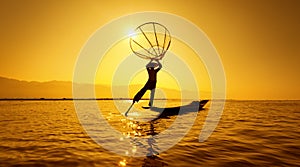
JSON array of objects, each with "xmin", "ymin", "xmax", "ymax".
[{"xmin": 118, "ymin": 159, "xmax": 127, "ymax": 166}]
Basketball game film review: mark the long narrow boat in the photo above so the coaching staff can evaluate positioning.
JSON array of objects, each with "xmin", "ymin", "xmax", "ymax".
[{"xmin": 150, "ymin": 100, "xmax": 209, "ymax": 119}]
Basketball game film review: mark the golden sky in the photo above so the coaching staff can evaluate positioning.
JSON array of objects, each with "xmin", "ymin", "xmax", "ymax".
[{"xmin": 0, "ymin": 0, "xmax": 299, "ymax": 99}]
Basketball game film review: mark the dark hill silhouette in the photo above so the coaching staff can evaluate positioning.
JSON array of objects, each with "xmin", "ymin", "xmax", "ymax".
[
  {"xmin": 0, "ymin": 76, "xmax": 210, "ymax": 99},
  {"xmin": 0, "ymin": 76, "xmax": 73, "ymax": 98}
]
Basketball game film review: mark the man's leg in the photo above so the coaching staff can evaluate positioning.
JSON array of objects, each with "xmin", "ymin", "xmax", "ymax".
[
  {"xmin": 149, "ymin": 88, "xmax": 156, "ymax": 107},
  {"xmin": 133, "ymin": 87, "xmax": 147, "ymax": 103}
]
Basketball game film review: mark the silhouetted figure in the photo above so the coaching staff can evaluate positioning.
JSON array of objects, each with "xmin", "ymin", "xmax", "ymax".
[{"xmin": 133, "ymin": 59, "xmax": 162, "ymax": 107}]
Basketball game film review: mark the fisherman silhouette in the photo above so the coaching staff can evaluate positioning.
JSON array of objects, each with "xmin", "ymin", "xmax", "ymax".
[{"xmin": 133, "ymin": 59, "xmax": 162, "ymax": 107}]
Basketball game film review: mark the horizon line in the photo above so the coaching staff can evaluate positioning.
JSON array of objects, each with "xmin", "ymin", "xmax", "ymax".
[{"xmin": 0, "ymin": 98, "xmax": 298, "ymax": 101}]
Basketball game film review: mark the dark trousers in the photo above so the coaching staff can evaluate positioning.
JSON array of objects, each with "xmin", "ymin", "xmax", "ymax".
[{"xmin": 133, "ymin": 80, "xmax": 156, "ymax": 104}]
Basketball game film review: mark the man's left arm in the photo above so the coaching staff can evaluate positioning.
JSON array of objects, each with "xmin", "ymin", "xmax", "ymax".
[{"xmin": 155, "ymin": 60, "xmax": 162, "ymax": 71}]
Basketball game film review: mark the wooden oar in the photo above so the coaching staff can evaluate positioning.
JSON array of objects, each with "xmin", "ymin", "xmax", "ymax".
[{"xmin": 124, "ymin": 102, "xmax": 135, "ymax": 117}]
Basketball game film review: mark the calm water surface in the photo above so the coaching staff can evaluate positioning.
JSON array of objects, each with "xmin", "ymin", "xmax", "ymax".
[{"xmin": 0, "ymin": 100, "xmax": 299, "ymax": 166}]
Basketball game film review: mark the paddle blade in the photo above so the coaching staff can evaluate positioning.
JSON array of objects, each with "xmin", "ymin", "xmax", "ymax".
[{"xmin": 124, "ymin": 102, "xmax": 134, "ymax": 117}]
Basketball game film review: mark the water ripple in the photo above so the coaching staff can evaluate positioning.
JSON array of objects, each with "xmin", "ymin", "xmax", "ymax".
[{"xmin": 0, "ymin": 100, "xmax": 299, "ymax": 166}]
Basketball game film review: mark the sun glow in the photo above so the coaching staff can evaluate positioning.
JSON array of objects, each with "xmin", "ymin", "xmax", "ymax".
[
  {"xmin": 128, "ymin": 29, "xmax": 136, "ymax": 38},
  {"xmin": 95, "ymin": 31, "xmax": 212, "ymax": 99}
]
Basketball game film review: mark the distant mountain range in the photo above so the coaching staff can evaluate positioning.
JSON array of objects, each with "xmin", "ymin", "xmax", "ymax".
[
  {"xmin": 0, "ymin": 76, "xmax": 72, "ymax": 98},
  {"xmin": 0, "ymin": 76, "xmax": 209, "ymax": 99},
  {"xmin": 0, "ymin": 76, "xmax": 114, "ymax": 98}
]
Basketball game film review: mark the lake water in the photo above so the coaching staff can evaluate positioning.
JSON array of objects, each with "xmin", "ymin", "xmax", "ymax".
[{"xmin": 0, "ymin": 100, "xmax": 299, "ymax": 166}]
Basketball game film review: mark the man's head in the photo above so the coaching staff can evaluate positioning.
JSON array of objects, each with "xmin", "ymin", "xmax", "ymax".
[{"xmin": 148, "ymin": 62, "xmax": 158, "ymax": 68}]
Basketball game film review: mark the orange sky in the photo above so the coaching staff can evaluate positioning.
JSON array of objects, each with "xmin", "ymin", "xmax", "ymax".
[{"xmin": 0, "ymin": 0, "xmax": 299, "ymax": 100}]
